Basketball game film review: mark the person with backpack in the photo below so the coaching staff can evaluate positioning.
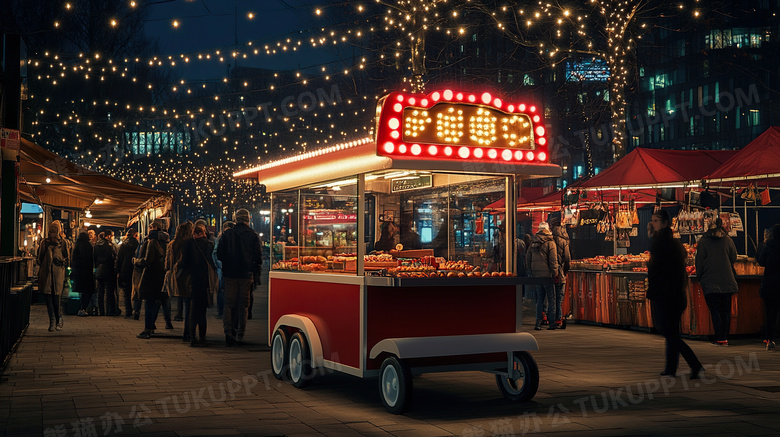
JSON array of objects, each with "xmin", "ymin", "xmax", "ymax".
[{"xmin": 526, "ymin": 222, "xmax": 558, "ymax": 331}]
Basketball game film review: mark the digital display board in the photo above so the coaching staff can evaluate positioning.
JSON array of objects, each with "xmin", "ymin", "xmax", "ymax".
[{"xmin": 375, "ymin": 89, "xmax": 548, "ymax": 163}]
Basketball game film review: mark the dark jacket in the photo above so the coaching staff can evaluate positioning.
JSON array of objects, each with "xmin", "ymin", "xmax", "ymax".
[
  {"xmin": 552, "ymin": 225, "xmax": 572, "ymax": 282},
  {"xmin": 526, "ymin": 231, "xmax": 558, "ymax": 278},
  {"xmin": 138, "ymin": 229, "xmax": 169, "ymax": 300},
  {"xmin": 70, "ymin": 234, "xmax": 95, "ymax": 293},
  {"xmin": 93, "ymin": 238, "xmax": 118, "ymax": 281},
  {"xmin": 217, "ymin": 223, "xmax": 262, "ymax": 279},
  {"xmin": 181, "ymin": 236, "xmax": 216, "ymax": 300},
  {"xmin": 694, "ymin": 227, "xmax": 738, "ymax": 295},
  {"xmin": 646, "ymin": 226, "xmax": 688, "ymax": 312},
  {"xmin": 758, "ymin": 224, "xmax": 780, "ymax": 301},
  {"xmin": 515, "ymin": 238, "xmax": 528, "ymax": 277},
  {"xmin": 116, "ymin": 236, "xmax": 139, "ymax": 284}
]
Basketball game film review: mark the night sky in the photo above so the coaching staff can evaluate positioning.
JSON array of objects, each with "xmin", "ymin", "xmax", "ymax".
[{"xmin": 144, "ymin": 0, "xmax": 339, "ymax": 80}]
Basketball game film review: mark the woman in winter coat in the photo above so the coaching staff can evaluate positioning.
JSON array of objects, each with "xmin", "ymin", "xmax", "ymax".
[
  {"xmin": 695, "ymin": 218, "xmax": 738, "ymax": 346},
  {"xmin": 180, "ymin": 224, "xmax": 215, "ymax": 346},
  {"xmin": 758, "ymin": 223, "xmax": 780, "ymax": 351},
  {"xmin": 166, "ymin": 221, "xmax": 193, "ymax": 340},
  {"xmin": 526, "ymin": 222, "xmax": 558, "ymax": 330},
  {"xmin": 136, "ymin": 219, "xmax": 169, "ymax": 339},
  {"xmin": 71, "ymin": 231, "xmax": 95, "ymax": 317},
  {"xmin": 37, "ymin": 220, "xmax": 70, "ymax": 331}
]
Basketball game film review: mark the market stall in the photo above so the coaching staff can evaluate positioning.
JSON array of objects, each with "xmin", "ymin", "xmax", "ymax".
[
  {"xmin": 559, "ymin": 148, "xmax": 768, "ymax": 337},
  {"xmin": 17, "ymin": 138, "xmax": 172, "ymax": 231},
  {"xmin": 235, "ymin": 89, "xmax": 561, "ymax": 413}
]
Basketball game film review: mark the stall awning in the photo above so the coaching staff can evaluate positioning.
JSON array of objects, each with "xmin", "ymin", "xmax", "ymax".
[
  {"xmin": 578, "ymin": 148, "xmax": 738, "ymax": 190},
  {"xmin": 706, "ymin": 127, "xmax": 780, "ymax": 183},
  {"xmin": 18, "ymin": 138, "xmax": 172, "ymax": 227}
]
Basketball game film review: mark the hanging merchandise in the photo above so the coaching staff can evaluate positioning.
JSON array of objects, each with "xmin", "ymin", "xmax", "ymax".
[
  {"xmin": 693, "ymin": 209, "xmax": 704, "ymax": 234},
  {"xmin": 761, "ymin": 186, "xmax": 772, "ymax": 205},
  {"xmin": 629, "ymin": 198, "xmax": 640, "ymax": 225},
  {"xmin": 677, "ymin": 209, "xmax": 690, "ymax": 235},
  {"xmin": 740, "ymin": 183, "xmax": 759, "ymax": 202},
  {"xmin": 729, "ymin": 212, "xmax": 744, "ymax": 233},
  {"xmin": 688, "ymin": 190, "xmax": 702, "ymax": 206},
  {"xmin": 616, "ymin": 204, "xmax": 633, "ymax": 229},
  {"xmin": 629, "ymin": 227, "xmax": 639, "ymax": 237},
  {"xmin": 617, "ymin": 228, "xmax": 631, "ymax": 248},
  {"xmin": 578, "ymin": 208, "xmax": 605, "ymax": 227}
]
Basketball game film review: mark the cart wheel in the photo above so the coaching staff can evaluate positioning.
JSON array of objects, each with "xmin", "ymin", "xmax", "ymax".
[
  {"xmin": 271, "ymin": 328, "xmax": 289, "ymax": 380},
  {"xmin": 495, "ymin": 351, "xmax": 539, "ymax": 402},
  {"xmin": 289, "ymin": 332, "xmax": 313, "ymax": 388},
  {"xmin": 378, "ymin": 356, "xmax": 413, "ymax": 414}
]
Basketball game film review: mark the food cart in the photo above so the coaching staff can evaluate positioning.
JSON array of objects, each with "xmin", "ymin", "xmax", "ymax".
[{"xmin": 235, "ymin": 89, "xmax": 561, "ymax": 413}]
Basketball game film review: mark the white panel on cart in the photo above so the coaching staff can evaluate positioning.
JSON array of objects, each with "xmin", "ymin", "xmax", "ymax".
[{"xmin": 369, "ymin": 332, "xmax": 538, "ymax": 360}]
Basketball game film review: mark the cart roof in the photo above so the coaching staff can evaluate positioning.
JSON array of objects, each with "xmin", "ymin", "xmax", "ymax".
[{"xmin": 233, "ymin": 139, "xmax": 561, "ymax": 191}]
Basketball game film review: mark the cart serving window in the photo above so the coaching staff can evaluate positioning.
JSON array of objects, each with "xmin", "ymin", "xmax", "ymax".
[{"xmin": 233, "ymin": 89, "xmax": 561, "ymax": 414}]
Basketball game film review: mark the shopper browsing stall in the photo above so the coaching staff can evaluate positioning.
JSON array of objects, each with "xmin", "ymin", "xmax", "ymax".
[
  {"xmin": 694, "ymin": 218, "xmax": 738, "ymax": 346},
  {"xmin": 526, "ymin": 222, "xmax": 558, "ymax": 331}
]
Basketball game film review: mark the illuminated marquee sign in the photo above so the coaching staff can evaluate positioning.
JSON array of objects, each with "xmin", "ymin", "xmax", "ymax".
[{"xmin": 375, "ymin": 89, "xmax": 548, "ymax": 163}]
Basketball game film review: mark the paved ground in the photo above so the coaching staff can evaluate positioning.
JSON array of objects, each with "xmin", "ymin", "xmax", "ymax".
[{"xmin": 2, "ymin": 285, "xmax": 780, "ymax": 437}]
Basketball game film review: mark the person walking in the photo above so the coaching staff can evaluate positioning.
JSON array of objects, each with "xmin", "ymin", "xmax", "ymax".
[
  {"xmin": 37, "ymin": 220, "xmax": 70, "ymax": 331},
  {"xmin": 166, "ymin": 221, "xmax": 193, "ymax": 340},
  {"xmin": 695, "ymin": 217, "xmax": 738, "ymax": 346},
  {"xmin": 526, "ymin": 222, "xmax": 558, "ymax": 331},
  {"xmin": 181, "ymin": 224, "xmax": 215, "ymax": 346},
  {"xmin": 551, "ymin": 221, "xmax": 572, "ymax": 329},
  {"xmin": 647, "ymin": 210, "xmax": 702, "ymax": 378},
  {"xmin": 71, "ymin": 231, "xmax": 95, "ymax": 317},
  {"xmin": 93, "ymin": 229, "xmax": 119, "ymax": 316},
  {"xmin": 116, "ymin": 229, "xmax": 140, "ymax": 318},
  {"xmin": 214, "ymin": 221, "xmax": 235, "ymax": 319},
  {"xmin": 217, "ymin": 209, "xmax": 262, "ymax": 346},
  {"xmin": 136, "ymin": 219, "xmax": 169, "ymax": 339},
  {"xmin": 758, "ymin": 223, "xmax": 780, "ymax": 351}
]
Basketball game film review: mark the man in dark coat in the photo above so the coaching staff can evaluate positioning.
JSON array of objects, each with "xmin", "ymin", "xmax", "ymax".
[
  {"xmin": 72, "ymin": 231, "xmax": 95, "ymax": 317},
  {"xmin": 551, "ymin": 222, "xmax": 572, "ymax": 329},
  {"xmin": 758, "ymin": 223, "xmax": 780, "ymax": 351},
  {"xmin": 647, "ymin": 210, "xmax": 702, "ymax": 378},
  {"xmin": 136, "ymin": 219, "xmax": 169, "ymax": 339},
  {"xmin": 116, "ymin": 229, "xmax": 139, "ymax": 318},
  {"xmin": 217, "ymin": 209, "xmax": 262, "ymax": 346},
  {"xmin": 93, "ymin": 229, "xmax": 119, "ymax": 316}
]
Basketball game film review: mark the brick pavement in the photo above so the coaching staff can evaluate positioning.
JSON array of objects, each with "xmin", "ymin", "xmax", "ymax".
[{"xmin": 2, "ymin": 290, "xmax": 780, "ymax": 437}]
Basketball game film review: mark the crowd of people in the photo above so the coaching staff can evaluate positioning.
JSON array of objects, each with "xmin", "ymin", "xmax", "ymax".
[{"xmin": 37, "ymin": 209, "xmax": 263, "ymax": 347}]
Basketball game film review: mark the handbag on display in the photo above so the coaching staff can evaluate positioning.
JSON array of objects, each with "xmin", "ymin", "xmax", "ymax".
[{"xmin": 761, "ymin": 187, "xmax": 771, "ymax": 205}]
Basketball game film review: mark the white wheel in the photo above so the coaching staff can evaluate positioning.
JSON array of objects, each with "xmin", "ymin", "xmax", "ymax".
[
  {"xmin": 289, "ymin": 332, "xmax": 312, "ymax": 388},
  {"xmin": 496, "ymin": 351, "xmax": 539, "ymax": 402},
  {"xmin": 378, "ymin": 356, "xmax": 412, "ymax": 414},
  {"xmin": 271, "ymin": 328, "xmax": 289, "ymax": 380}
]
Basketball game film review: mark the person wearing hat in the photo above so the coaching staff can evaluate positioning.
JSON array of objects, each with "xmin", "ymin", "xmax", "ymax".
[
  {"xmin": 526, "ymin": 222, "xmax": 558, "ymax": 331},
  {"xmin": 217, "ymin": 209, "xmax": 262, "ymax": 346},
  {"xmin": 37, "ymin": 220, "xmax": 70, "ymax": 331},
  {"xmin": 695, "ymin": 217, "xmax": 738, "ymax": 346}
]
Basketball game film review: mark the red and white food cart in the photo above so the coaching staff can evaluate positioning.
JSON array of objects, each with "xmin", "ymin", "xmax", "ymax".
[{"xmin": 235, "ymin": 89, "xmax": 561, "ymax": 413}]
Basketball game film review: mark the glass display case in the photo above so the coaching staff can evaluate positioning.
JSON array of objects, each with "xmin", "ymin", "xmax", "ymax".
[{"xmin": 270, "ymin": 170, "xmax": 508, "ymax": 276}]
